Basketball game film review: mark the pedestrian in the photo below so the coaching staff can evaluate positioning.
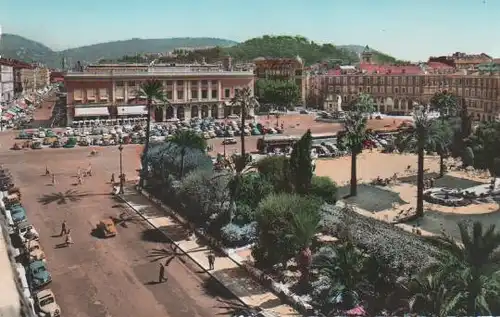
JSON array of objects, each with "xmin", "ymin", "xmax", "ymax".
[
  {"xmin": 78, "ymin": 175, "xmax": 83, "ymax": 185},
  {"xmin": 87, "ymin": 163, "xmax": 92, "ymax": 177},
  {"xmin": 110, "ymin": 173, "xmax": 115, "ymax": 184},
  {"xmin": 45, "ymin": 166, "xmax": 50, "ymax": 176},
  {"xmin": 60, "ymin": 220, "xmax": 68, "ymax": 236},
  {"xmin": 207, "ymin": 252, "xmax": 215, "ymax": 270},
  {"xmin": 158, "ymin": 263, "xmax": 167, "ymax": 283},
  {"xmin": 51, "ymin": 173, "xmax": 56, "ymax": 185},
  {"xmin": 65, "ymin": 229, "xmax": 74, "ymax": 247}
]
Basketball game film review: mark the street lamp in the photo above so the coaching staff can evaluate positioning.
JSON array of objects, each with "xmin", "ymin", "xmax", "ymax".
[{"xmin": 118, "ymin": 143, "xmax": 124, "ymax": 194}]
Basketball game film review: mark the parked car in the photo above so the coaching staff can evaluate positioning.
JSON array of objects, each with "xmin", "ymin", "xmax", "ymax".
[
  {"xmin": 222, "ymin": 138, "xmax": 237, "ymax": 145},
  {"xmin": 27, "ymin": 260, "xmax": 52, "ymax": 289},
  {"xmin": 16, "ymin": 222, "xmax": 40, "ymax": 243},
  {"xmin": 35, "ymin": 289, "xmax": 61, "ymax": 317},
  {"xmin": 25, "ymin": 240, "xmax": 46, "ymax": 262},
  {"xmin": 96, "ymin": 219, "xmax": 117, "ymax": 238},
  {"xmin": 10, "ymin": 204, "xmax": 27, "ymax": 224}
]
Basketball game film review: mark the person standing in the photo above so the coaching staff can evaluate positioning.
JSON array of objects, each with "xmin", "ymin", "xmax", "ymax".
[
  {"xmin": 110, "ymin": 173, "xmax": 115, "ymax": 184},
  {"xmin": 51, "ymin": 173, "xmax": 56, "ymax": 185},
  {"xmin": 60, "ymin": 220, "xmax": 68, "ymax": 236},
  {"xmin": 158, "ymin": 263, "xmax": 167, "ymax": 283},
  {"xmin": 207, "ymin": 252, "xmax": 215, "ymax": 270},
  {"xmin": 45, "ymin": 166, "xmax": 50, "ymax": 176}
]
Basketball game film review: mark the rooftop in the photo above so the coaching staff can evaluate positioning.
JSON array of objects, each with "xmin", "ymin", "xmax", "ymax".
[{"xmin": 359, "ymin": 63, "xmax": 423, "ymax": 75}]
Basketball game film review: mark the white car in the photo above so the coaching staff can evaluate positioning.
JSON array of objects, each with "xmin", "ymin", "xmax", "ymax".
[
  {"xmin": 35, "ymin": 289, "xmax": 61, "ymax": 317},
  {"xmin": 16, "ymin": 222, "xmax": 40, "ymax": 243}
]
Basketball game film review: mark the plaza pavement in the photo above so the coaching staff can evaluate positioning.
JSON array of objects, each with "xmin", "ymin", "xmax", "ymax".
[{"xmin": 119, "ymin": 185, "xmax": 301, "ymax": 317}]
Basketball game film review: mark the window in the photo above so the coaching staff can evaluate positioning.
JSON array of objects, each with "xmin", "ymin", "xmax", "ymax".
[
  {"xmin": 127, "ymin": 81, "xmax": 136, "ymax": 87},
  {"xmin": 177, "ymin": 90, "xmax": 184, "ymax": 99},
  {"xmin": 191, "ymin": 80, "xmax": 198, "ymax": 87},
  {"xmin": 116, "ymin": 81, "xmax": 124, "ymax": 87},
  {"xmin": 224, "ymin": 88, "xmax": 230, "ymax": 98},
  {"xmin": 201, "ymin": 90, "xmax": 208, "ymax": 99},
  {"xmin": 235, "ymin": 88, "xmax": 240, "ymax": 95},
  {"xmin": 165, "ymin": 80, "xmax": 172, "ymax": 86},
  {"xmin": 177, "ymin": 80, "xmax": 184, "ymax": 86},
  {"xmin": 211, "ymin": 89, "xmax": 218, "ymax": 99},
  {"xmin": 295, "ymin": 70, "xmax": 303, "ymax": 76},
  {"xmin": 402, "ymin": 87, "xmax": 406, "ymax": 93},
  {"xmin": 394, "ymin": 87, "xmax": 399, "ymax": 94},
  {"xmin": 191, "ymin": 89, "xmax": 198, "ymax": 99},
  {"xmin": 201, "ymin": 80, "xmax": 208, "ymax": 85},
  {"xmin": 329, "ymin": 77, "xmax": 333, "ymax": 84},
  {"xmin": 166, "ymin": 91, "xmax": 172, "ymax": 100},
  {"xmin": 212, "ymin": 80, "xmax": 218, "ymax": 85}
]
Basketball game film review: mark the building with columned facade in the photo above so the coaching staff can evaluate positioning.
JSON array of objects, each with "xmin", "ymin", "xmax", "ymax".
[{"xmin": 64, "ymin": 63, "xmax": 256, "ymax": 124}]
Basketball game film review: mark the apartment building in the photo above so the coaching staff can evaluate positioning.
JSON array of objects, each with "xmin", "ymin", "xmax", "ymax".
[
  {"xmin": 0, "ymin": 64, "xmax": 14, "ymax": 104},
  {"xmin": 64, "ymin": 63, "xmax": 255, "ymax": 124},
  {"xmin": 19, "ymin": 67, "xmax": 50, "ymax": 93},
  {"xmin": 253, "ymin": 56, "xmax": 306, "ymax": 104}
]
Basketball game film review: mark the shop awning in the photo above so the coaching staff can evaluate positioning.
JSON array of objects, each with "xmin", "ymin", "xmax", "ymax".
[
  {"xmin": 74, "ymin": 107, "xmax": 110, "ymax": 117},
  {"xmin": 117, "ymin": 106, "xmax": 147, "ymax": 116}
]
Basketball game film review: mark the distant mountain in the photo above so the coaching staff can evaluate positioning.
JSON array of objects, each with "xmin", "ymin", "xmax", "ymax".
[
  {"xmin": 338, "ymin": 44, "xmax": 404, "ymax": 64},
  {"xmin": 0, "ymin": 34, "xmax": 237, "ymax": 68},
  {"xmin": 0, "ymin": 33, "xmax": 402, "ymax": 68}
]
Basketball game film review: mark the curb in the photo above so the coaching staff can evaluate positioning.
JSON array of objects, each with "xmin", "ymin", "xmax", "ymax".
[
  {"xmin": 114, "ymin": 191, "xmax": 250, "ymax": 310},
  {"xmin": 135, "ymin": 187, "xmax": 314, "ymax": 316}
]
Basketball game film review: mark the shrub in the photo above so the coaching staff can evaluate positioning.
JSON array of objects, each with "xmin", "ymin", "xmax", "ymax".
[
  {"xmin": 255, "ymin": 156, "xmax": 292, "ymax": 193},
  {"xmin": 237, "ymin": 172, "xmax": 274, "ymax": 209},
  {"xmin": 462, "ymin": 146, "xmax": 474, "ymax": 167},
  {"xmin": 233, "ymin": 203, "xmax": 256, "ymax": 226},
  {"xmin": 221, "ymin": 222, "xmax": 258, "ymax": 248},
  {"xmin": 310, "ymin": 176, "xmax": 338, "ymax": 204}
]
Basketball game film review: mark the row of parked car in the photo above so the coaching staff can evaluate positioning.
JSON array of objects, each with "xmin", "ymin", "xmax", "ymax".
[{"xmin": 0, "ymin": 168, "xmax": 61, "ymax": 317}]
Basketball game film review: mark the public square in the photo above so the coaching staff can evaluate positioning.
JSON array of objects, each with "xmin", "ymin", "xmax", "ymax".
[{"xmin": 0, "ymin": 129, "xmax": 238, "ymax": 317}]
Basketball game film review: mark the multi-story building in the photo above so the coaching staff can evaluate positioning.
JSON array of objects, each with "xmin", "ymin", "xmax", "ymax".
[
  {"xmin": 310, "ymin": 66, "xmax": 500, "ymax": 122},
  {"xmin": 429, "ymin": 52, "xmax": 492, "ymax": 70},
  {"xmin": 0, "ymin": 63, "xmax": 14, "ymax": 104},
  {"xmin": 19, "ymin": 67, "xmax": 51, "ymax": 93},
  {"xmin": 253, "ymin": 56, "xmax": 305, "ymax": 104},
  {"xmin": 64, "ymin": 63, "xmax": 255, "ymax": 124}
]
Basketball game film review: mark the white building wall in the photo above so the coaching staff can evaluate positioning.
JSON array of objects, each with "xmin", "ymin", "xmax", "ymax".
[{"xmin": 0, "ymin": 65, "xmax": 14, "ymax": 104}]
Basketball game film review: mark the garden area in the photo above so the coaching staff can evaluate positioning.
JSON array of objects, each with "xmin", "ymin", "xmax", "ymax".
[{"xmin": 140, "ymin": 127, "xmax": 500, "ymax": 316}]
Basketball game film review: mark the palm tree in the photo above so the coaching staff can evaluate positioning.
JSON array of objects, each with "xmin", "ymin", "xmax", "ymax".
[
  {"xmin": 230, "ymin": 87, "xmax": 257, "ymax": 159},
  {"xmin": 170, "ymin": 130, "xmax": 207, "ymax": 178},
  {"xmin": 290, "ymin": 207, "xmax": 320, "ymax": 289},
  {"xmin": 313, "ymin": 242, "xmax": 366, "ymax": 310},
  {"xmin": 426, "ymin": 119, "xmax": 454, "ymax": 177},
  {"xmin": 424, "ymin": 221, "xmax": 500, "ymax": 315},
  {"xmin": 430, "ymin": 91, "xmax": 459, "ymax": 120},
  {"xmin": 136, "ymin": 79, "xmax": 169, "ymax": 186},
  {"xmin": 396, "ymin": 106, "xmax": 436, "ymax": 217},
  {"xmin": 342, "ymin": 93, "xmax": 375, "ymax": 196}
]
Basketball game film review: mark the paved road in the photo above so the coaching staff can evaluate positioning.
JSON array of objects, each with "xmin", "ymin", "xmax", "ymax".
[{"xmin": 0, "ymin": 140, "xmax": 238, "ymax": 317}]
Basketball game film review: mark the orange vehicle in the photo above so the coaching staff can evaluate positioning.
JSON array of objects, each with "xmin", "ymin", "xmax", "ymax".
[{"xmin": 97, "ymin": 219, "xmax": 117, "ymax": 238}]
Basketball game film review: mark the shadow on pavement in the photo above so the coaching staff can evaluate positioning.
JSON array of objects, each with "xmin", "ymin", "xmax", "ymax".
[
  {"xmin": 212, "ymin": 267, "xmax": 267, "ymax": 297},
  {"xmin": 38, "ymin": 189, "xmax": 110, "ymax": 205},
  {"xmin": 141, "ymin": 225, "xmax": 190, "ymax": 243},
  {"xmin": 203, "ymin": 276, "xmax": 237, "ymax": 300}
]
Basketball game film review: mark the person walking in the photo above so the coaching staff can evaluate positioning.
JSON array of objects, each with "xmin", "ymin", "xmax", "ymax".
[
  {"xmin": 60, "ymin": 220, "xmax": 68, "ymax": 236},
  {"xmin": 51, "ymin": 173, "xmax": 56, "ymax": 185},
  {"xmin": 158, "ymin": 263, "xmax": 167, "ymax": 283},
  {"xmin": 65, "ymin": 229, "xmax": 74, "ymax": 247},
  {"xmin": 110, "ymin": 173, "xmax": 115, "ymax": 184},
  {"xmin": 207, "ymin": 252, "xmax": 215, "ymax": 270},
  {"xmin": 45, "ymin": 166, "xmax": 50, "ymax": 176},
  {"xmin": 78, "ymin": 175, "xmax": 83, "ymax": 185}
]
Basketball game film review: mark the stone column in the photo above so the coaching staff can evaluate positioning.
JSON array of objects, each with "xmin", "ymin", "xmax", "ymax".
[
  {"xmin": 208, "ymin": 82, "xmax": 212, "ymax": 100},
  {"xmin": 173, "ymin": 81, "xmax": 177, "ymax": 101},
  {"xmin": 218, "ymin": 81, "xmax": 222, "ymax": 101},
  {"xmin": 198, "ymin": 80, "xmax": 202, "ymax": 99},
  {"xmin": 184, "ymin": 105, "xmax": 191, "ymax": 120},
  {"xmin": 124, "ymin": 82, "xmax": 128, "ymax": 101},
  {"xmin": 162, "ymin": 108, "xmax": 166, "ymax": 121},
  {"xmin": 218, "ymin": 104, "xmax": 224, "ymax": 118},
  {"xmin": 208, "ymin": 107, "xmax": 212, "ymax": 118},
  {"xmin": 173, "ymin": 106, "xmax": 177, "ymax": 119},
  {"xmin": 198, "ymin": 106, "xmax": 202, "ymax": 119}
]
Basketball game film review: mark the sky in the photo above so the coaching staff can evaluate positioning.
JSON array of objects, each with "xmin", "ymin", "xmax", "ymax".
[{"xmin": 0, "ymin": 0, "xmax": 498, "ymax": 61}]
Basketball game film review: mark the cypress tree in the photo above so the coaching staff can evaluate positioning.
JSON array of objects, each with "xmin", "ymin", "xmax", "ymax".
[{"xmin": 289, "ymin": 129, "xmax": 313, "ymax": 195}]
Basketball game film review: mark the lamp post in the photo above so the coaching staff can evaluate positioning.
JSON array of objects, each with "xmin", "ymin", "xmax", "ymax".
[{"xmin": 118, "ymin": 143, "xmax": 124, "ymax": 194}]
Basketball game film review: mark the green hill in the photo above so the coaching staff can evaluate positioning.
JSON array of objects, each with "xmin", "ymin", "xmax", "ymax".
[
  {"xmin": 0, "ymin": 34, "xmax": 237, "ymax": 68},
  {"xmin": 338, "ymin": 44, "xmax": 405, "ymax": 64},
  {"xmin": 224, "ymin": 35, "xmax": 359, "ymax": 65},
  {"xmin": 0, "ymin": 33, "xmax": 401, "ymax": 68}
]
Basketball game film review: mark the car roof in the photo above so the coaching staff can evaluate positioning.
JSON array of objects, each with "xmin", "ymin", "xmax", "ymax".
[
  {"xmin": 29, "ymin": 260, "xmax": 46, "ymax": 269},
  {"xmin": 36, "ymin": 289, "xmax": 54, "ymax": 299},
  {"xmin": 17, "ymin": 221, "xmax": 32, "ymax": 229},
  {"xmin": 101, "ymin": 219, "xmax": 114, "ymax": 225}
]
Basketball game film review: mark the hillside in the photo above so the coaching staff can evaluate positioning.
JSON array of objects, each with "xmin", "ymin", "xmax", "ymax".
[
  {"xmin": 338, "ymin": 44, "xmax": 405, "ymax": 64},
  {"xmin": 224, "ymin": 35, "xmax": 359, "ymax": 65},
  {"xmin": 0, "ymin": 33, "xmax": 401, "ymax": 68},
  {"xmin": 0, "ymin": 34, "xmax": 237, "ymax": 68}
]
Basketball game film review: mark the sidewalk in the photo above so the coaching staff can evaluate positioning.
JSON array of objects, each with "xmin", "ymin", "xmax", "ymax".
[{"xmin": 119, "ymin": 186, "xmax": 301, "ymax": 316}]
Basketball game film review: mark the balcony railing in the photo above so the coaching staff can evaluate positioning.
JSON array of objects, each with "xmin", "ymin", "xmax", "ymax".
[{"xmin": 66, "ymin": 66, "xmax": 254, "ymax": 77}]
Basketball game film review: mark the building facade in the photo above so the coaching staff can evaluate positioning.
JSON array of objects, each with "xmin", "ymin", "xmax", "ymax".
[
  {"xmin": 311, "ymin": 69, "xmax": 500, "ymax": 122},
  {"xmin": 253, "ymin": 57, "xmax": 306, "ymax": 105},
  {"xmin": 0, "ymin": 64, "xmax": 14, "ymax": 104},
  {"xmin": 19, "ymin": 67, "xmax": 51, "ymax": 93},
  {"xmin": 64, "ymin": 63, "xmax": 255, "ymax": 124}
]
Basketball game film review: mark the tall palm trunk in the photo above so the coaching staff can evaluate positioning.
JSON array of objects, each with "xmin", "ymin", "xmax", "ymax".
[
  {"xmin": 180, "ymin": 148, "xmax": 185, "ymax": 178},
  {"xmin": 416, "ymin": 138, "xmax": 425, "ymax": 217},
  {"xmin": 297, "ymin": 246, "xmax": 312, "ymax": 288},
  {"xmin": 240, "ymin": 105, "xmax": 246, "ymax": 158},
  {"xmin": 350, "ymin": 151, "xmax": 358, "ymax": 196},
  {"xmin": 139, "ymin": 99, "xmax": 152, "ymax": 188},
  {"xmin": 439, "ymin": 153, "xmax": 445, "ymax": 178}
]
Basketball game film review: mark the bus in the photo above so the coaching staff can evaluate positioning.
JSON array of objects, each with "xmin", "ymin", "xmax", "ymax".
[{"xmin": 256, "ymin": 132, "xmax": 338, "ymax": 153}]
